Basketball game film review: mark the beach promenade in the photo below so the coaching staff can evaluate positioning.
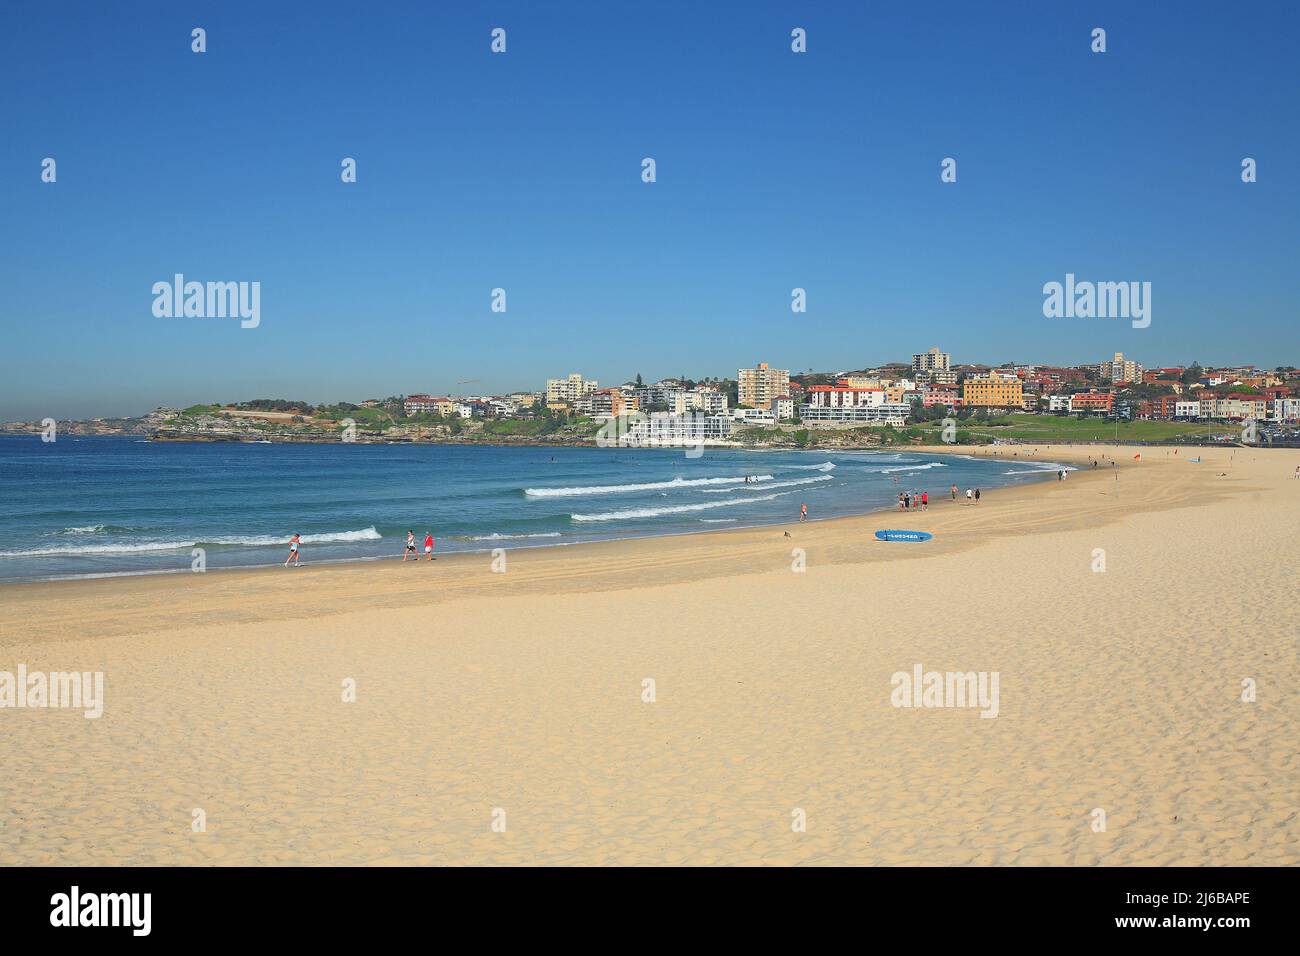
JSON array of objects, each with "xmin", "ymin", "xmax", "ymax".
[{"xmin": 2, "ymin": 445, "xmax": 1296, "ymax": 865}]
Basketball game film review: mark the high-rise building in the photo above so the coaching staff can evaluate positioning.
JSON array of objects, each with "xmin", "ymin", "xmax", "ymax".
[
  {"xmin": 915, "ymin": 348, "xmax": 956, "ymax": 382},
  {"xmin": 1100, "ymin": 352, "xmax": 1142, "ymax": 384},
  {"xmin": 737, "ymin": 362, "xmax": 790, "ymax": 410},
  {"xmin": 545, "ymin": 373, "xmax": 599, "ymax": 405}
]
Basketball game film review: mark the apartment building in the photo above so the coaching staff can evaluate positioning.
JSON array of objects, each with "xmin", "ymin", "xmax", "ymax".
[
  {"xmin": 962, "ymin": 373, "xmax": 1024, "ymax": 409},
  {"xmin": 1100, "ymin": 352, "xmax": 1142, "ymax": 384},
  {"xmin": 1272, "ymin": 398, "xmax": 1300, "ymax": 422},
  {"xmin": 403, "ymin": 395, "xmax": 457, "ymax": 417},
  {"xmin": 737, "ymin": 362, "xmax": 790, "ymax": 410},
  {"xmin": 686, "ymin": 386, "xmax": 728, "ymax": 414},
  {"xmin": 622, "ymin": 412, "xmax": 732, "ymax": 446},
  {"xmin": 911, "ymin": 348, "xmax": 953, "ymax": 384},
  {"xmin": 545, "ymin": 373, "xmax": 599, "ymax": 405},
  {"xmin": 632, "ymin": 383, "xmax": 688, "ymax": 414},
  {"xmin": 805, "ymin": 385, "xmax": 887, "ymax": 409},
  {"xmin": 590, "ymin": 388, "xmax": 638, "ymax": 418},
  {"xmin": 922, "ymin": 385, "xmax": 962, "ymax": 409},
  {"xmin": 1069, "ymin": 392, "xmax": 1115, "ymax": 415},
  {"xmin": 799, "ymin": 403, "xmax": 910, "ymax": 425}
]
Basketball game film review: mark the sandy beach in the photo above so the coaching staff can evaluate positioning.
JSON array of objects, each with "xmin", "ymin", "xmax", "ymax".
[{"xmin": 2, "ymin": 444, "xmax": 1296, "ymax": 866}]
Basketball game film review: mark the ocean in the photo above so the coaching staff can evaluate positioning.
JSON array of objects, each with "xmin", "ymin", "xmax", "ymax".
[{"xmin": 0, "ymin": 437, "xmax": 1071, "ymax": 582}]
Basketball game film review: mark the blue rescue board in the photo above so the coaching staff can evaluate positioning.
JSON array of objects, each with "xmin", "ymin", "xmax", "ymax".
[{"xmin": 875, "ymin": 530, "xmax": 933, "ymax": 542}]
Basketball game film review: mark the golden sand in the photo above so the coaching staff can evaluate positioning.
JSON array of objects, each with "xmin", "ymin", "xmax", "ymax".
[{"xmin": 1, "ymin": 444, "xmax": 1296, "ymax": 865}]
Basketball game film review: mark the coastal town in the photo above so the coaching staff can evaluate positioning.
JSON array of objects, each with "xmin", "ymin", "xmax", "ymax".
[{"xmin": 9, "ymin": 348, "xmax": 1299, "ymax": 447}]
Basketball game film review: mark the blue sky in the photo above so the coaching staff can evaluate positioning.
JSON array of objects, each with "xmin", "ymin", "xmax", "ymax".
[{"xmin": 2, "ymin": 1, "xmax": 1297, "ymax": 419}]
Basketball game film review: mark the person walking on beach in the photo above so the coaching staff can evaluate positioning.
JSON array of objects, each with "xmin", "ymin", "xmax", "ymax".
[
  {"xmin": 424, "ymin": 531, "xmax": 435, "ymax": 561},
  {"xmin": 403, "ymin": 530, "xmax": 417, "ymax": 562},
  {"xmin": 921, "ymin": 491, "xmax": 928, "ymax": 511},
  {"xmin": 284, "ymin": 533, "xmax": 301, "ymax": 567},
  {"xmin": 974, "ymin": 487, "xmax": 981, "ymax": 504},
  {"xmin": 903, "ymin": 492, "xmax": 911, "ymax": 510},
  {"xmin": 965, "ymin": 488, "xmax": 973, "ymax": 504},
  {"xmin": 898, "ymin": 492, "xmax": 905, "ymax": 511},
  {"xmin": 799, "ymin": 502, "xmax": 808, "ymax": 522},
  {"xmin": 950, "ymin": 484, "xmax": 958, "ymax": 501}
]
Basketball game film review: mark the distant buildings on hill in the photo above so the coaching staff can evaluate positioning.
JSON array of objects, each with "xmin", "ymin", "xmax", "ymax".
[{"xmin": 389, "ymin": 349, "xmax": 1296, "ymax": 432}]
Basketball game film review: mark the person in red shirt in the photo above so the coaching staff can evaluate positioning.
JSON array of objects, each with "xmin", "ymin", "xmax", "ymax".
[
  {"xmin": 921, "ymin": 491, "xmax": 928, "ymax": 511},
  {"xmin": 424, "ymin": 532, "xmax": 435, "ymax": 561}
]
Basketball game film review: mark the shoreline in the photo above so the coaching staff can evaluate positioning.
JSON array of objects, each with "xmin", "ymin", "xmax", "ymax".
[
  {"xmin": 0, "ymin": 446, "xmax": 1086, "ymax": 590},
  {"xmin": 3, "ymin": 442, "xmax": 1255, "ymax": 637},
  {"xmin": 3, "ymin": 442, "xmax": 1296, "ymax": 865}
]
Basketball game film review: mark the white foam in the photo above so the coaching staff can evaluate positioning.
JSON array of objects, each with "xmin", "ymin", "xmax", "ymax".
[
  {"xmin": 703, "ymin": 475, "xmax": 832, "ymax": 493},
  {"xmin": 0, "ymin": 526, "xmax": 383, "ymax": 558},
  {"xmin": 863, "ymin": 462, "xmax": 949, "ymax": 474},
  {"xmin": 1003, "ymin": 461, "xmax": 1075, "ymax": 473},
  {"xmin": 525, "ymin": 475, "xmax": 773, "ymax": 497},
  {"xmin": 784, "ymin": 461, "xmax": 836, "ymax": 471},
  {"xmin": 468, "ymin": 532, "xmax": 563, "ymax": 540},
  {"xmin": 572, "ymin": 490, "xmax": 795, "ymax": 522},
  {"xmin": 204, "ymin": 527, "xmax": 383, "ymax": 546}
]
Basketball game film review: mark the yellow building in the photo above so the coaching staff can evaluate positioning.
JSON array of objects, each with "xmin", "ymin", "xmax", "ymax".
[{"xmin": 963, "ymin": 374, "xmax": 1023, "ymax": 409}]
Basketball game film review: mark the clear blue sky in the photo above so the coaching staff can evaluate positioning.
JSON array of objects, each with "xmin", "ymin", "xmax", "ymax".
[{"xmin": 2, "ymin": 1, "xmax": 1297, "ymax": 419}]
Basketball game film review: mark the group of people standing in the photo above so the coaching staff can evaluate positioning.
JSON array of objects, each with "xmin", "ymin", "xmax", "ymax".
[
  {"xmin": 404, "ymin": 530, "xmax": 436, "ymax": 562},
  {"xmin": 898, "ymin": 486, "xmax": 984, "ymax": 512},
  {"xmin": 898, "ymin": 490, "xmax": 930, "ymax": 511}
]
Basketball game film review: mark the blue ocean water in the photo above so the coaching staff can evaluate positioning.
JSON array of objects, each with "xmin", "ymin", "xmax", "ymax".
[{"xmin": 0, "ymin": 437, "xmax": 1071, "ymax": 581}]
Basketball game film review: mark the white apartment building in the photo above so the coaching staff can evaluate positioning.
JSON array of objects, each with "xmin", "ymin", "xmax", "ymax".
[
  {"xmin": 772, "ymin": 396, "xmax": 795, "ymax": 420},
  {"xmin": 1048, "ymin": 394, "xmax": 1073, "ymax": 412},
  {"xmin": 1174, "ymin": 400, "xmax": 1201, "ymax": 419},
  {"xmin": 1272, "ymin": 398, "xmax": 1300, "ymax": 422},
  {"xmin": 621, "ymin": 412, "xmax": 732, "ymax": 446},
  {"xmin": 687, "ymin": 386, "xmax": 728, "ymax": 414},
  {"xmin": 799, "ymin": 403, "xmax": 910, "ymax": 426},
  {"xmin": 737, "ymin": 362, "xmax": 790, "ymax": 410},
  {"xmin": 805, "ymin": 385, "xmax": 888, "ymax": 408},
  {"xmin": 632, "ymin": 384, "xmax": 688, "ymax": 414},
  {"xmin": 545, "ymin": 373, "xmax": 599, "ymax": 404},
  {"xmin": 732, "ymin": 408, "xmax": 777, "ymax": 426}
]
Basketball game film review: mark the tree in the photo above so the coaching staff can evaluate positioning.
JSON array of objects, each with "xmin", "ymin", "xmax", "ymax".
[{"xmin": 635, "ymin": 373, "xmax": 643, "ymax": 388}]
